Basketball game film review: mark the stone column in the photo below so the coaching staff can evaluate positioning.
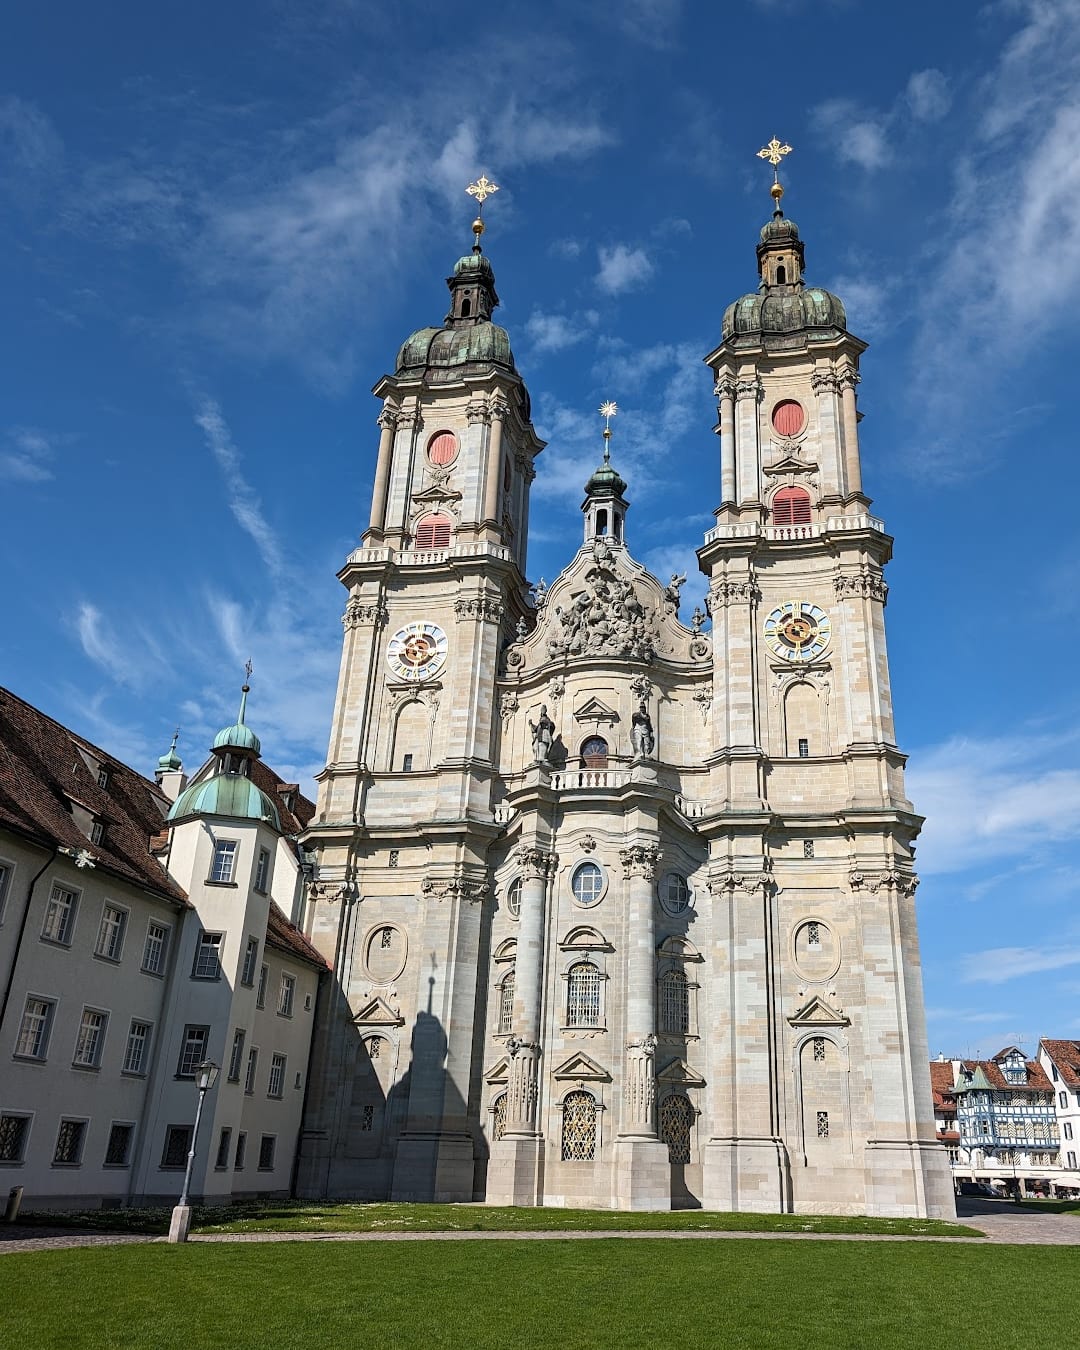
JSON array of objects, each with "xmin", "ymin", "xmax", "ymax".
[
  {"xmin": 811, "ymin": 369, "xmax": 843, "ymax": 501},
  {"xmin": 838, "ymin": 367, "xmax": 863, "ymax": 500},
  {"xmin": 735, "ymin": 376, "xmax": 763, "ymax": 507},
  {"xmin": 716, "ymin": 376, "xmax": 737, "ymax": 507},
  {"xmin": 506, "ymin": 844, "xmax": 558, "ymax": 1133},
  {"xmin": 482, "ymin": 396, "xmax": 509, "ymax": 539},
  {"xmin": 366, "ymin": 408, "xmax": 398, "ymax": 537}
]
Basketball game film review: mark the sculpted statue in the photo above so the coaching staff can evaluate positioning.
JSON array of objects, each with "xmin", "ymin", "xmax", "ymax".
[
  {"xmin": 630, "ymin": 701, "xmax": 655, "ymax": 759},
  {"xmin": 529, "ymin": 704, "xmax": 555, "ymax": 764},
  {"xmin": 664, "ymin": 572, "xmax": 687, "ymax": 613},
  {"xmin": 544, "ymin": 560, "xmax": 656, "ymax": 663}
]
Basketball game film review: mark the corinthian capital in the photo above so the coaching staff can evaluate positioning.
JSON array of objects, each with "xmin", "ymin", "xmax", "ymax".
[
  {"xmin": 735, "ymin": 376, "xmax": 764, "ymax": 402},
  {"xmin": 513, "ymin": 845, "xmax": 559, "ymax": 880},
  {"xmin": 810, "ymin": 371, "xmax": 840, "ymax": 395},
  {"xmin": 489, "ymin": 393, "xmax": 512, "ymax": 422},
  {"xmin": 377, "ymin": 407, "xmax": 400, "ymax": 431},
  {"xmin": 837, "ymin": 366, "xmax": 861, "ymax": 392},
  {"xmin": 619, "ymin": 843, "xmax": 660, "ymax": 879},
  {"xmin": 714, "ymin": 375, "xmax": 739, "ymax": 402}
]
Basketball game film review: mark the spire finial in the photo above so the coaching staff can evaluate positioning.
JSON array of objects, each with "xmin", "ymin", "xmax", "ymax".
[
  {"xmin": 239, "ymin": 660, "xmax": 253, "ymax": 724},
  {"xmin": 466, "ymin": 175, "xmax": 500, "ymax": 253},
  {"xmin": 757, "ymin": 136, "xmax": 793, "ymax": 215},
  {"xmin": 599, "ymin": 400, "xmax": 617, "ymax": 464},
  {"xmin": 169, "ymin": 727, "xmax": 179, "ymax": 755}
]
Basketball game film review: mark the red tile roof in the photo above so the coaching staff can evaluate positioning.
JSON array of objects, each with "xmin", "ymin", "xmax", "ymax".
[
  {"xmin": 930, "ymin": 1060, "xmax": 956, "ymax": 1109},
  {"xmin": 1041, "ymin": 1039, "xmax": 1080, "ymax": 1091},
  {"xmin": 248, "ymin": 761, "xmax": 315, "ymax": 835},
  {"xmin": 266, "ymin": 901, "xmax": 329, "ymax": 970},
  {"xmin": 956, "ymin": 1055, "xmax": 1054, "ymax": 1093},
  {"xmin": 0, "ymin": 686, "xmax": 188, "ymax": 906}
]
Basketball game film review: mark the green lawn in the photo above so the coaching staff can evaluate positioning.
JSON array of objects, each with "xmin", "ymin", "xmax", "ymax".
[
  {"xmin": 14, "ymin": 1198, "xmax": 980, "ymax": 1238},
  {"xmin": 1, "ymin": 1240, "xmax": 1076, "ymax": 1350}
]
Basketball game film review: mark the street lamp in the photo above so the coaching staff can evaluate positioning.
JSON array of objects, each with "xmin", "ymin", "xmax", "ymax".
[{"xmin": 168, "ymin": 1059, "xmax": 220, "ymax": 1244}]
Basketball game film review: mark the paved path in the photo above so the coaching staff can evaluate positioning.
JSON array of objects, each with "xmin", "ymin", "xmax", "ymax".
[{"xmin": 2, "ymin": 1201, "xmax": 1076, "ymax": 1254}]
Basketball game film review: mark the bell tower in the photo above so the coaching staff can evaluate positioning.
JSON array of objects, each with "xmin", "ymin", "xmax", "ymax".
[
  {"xmin": 298, "ymin": 180, "xmax": 545, "ymax": 1202},
  {"xmin": 695, "ymin": 140, "xmax": 955, "ymax": 1217}
]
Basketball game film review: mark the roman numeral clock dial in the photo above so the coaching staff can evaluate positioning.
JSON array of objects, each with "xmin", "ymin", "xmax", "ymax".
[
  {"xmin": 386, "ymin": 621, "xmax": 448, "ymax": 682},
  {"xmin": 763, "ymin": 601, "xmax": 831, "ymax": 662}
]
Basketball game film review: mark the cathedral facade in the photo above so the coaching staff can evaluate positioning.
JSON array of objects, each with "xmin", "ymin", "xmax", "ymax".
[{"xmin": 296, "ymin": 178, "xmax": 956, "ymax": 1218}]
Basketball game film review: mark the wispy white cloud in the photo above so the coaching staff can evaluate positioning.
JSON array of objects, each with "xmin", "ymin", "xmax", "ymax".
[
  {"xmin": 525, "ymin": 308, "xmax": 599, "ymax": 355},
  {"xmin": 813, "ymin": 64, "xmax": 951, "ymax": 173},
  {"xmin": 596, "ymin": 243, "xmax": 654, "ymax": 296},
  {"xmin": 906, "ymin": 68, "xmax": 952, "ymax": 122},
  {"xmin": 0, "ymin": 427, "xmax": 58, "ymax": 482},
  {"xmin": 960, "ymin": 944, "xmax": 1080, "ymax": 984},
  {"xmin": 194, "ymin": 398, "xmax": 286, "ymax": 578},
  {"xmin": 74, "ymin": 603, "xmax": 137, "ymax": 687}
]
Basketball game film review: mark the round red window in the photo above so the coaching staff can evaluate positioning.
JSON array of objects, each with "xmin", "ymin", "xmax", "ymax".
[
  {"xmin": 428, "ymin": 431, "xmax": 458, "ymax": 466},
  {"xmin": 771, "ymin": 400, "xmax": 805, "ymax": 437}
]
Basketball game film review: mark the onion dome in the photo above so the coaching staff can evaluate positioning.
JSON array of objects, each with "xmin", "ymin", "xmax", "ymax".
[
  {"xmin": 585, "ymin": 453, "xmax": 627, "ymax": 498},
  {"xmin": 157, "ymin": 730, "xmax": 182, "ymax": 775}
]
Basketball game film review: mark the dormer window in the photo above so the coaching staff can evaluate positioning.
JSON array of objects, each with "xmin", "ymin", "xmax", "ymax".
[
  {"xmin": 89, "ymin": 820, "xmax": 106, "ymax": 847},
  {"xmin": 96, "ymin": 767, "xmax": 111, "ymax": 791},
  {"xmin": 772, "ymin": 486, "xmax": 812, "ymax": 525}
]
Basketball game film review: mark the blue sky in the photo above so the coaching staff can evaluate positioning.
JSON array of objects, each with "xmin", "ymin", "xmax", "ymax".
[{"xmin": 2, "ymin": 0, "xmax": 1078, "ymax": 1058}]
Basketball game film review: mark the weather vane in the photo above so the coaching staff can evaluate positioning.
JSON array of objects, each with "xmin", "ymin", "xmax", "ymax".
[
  {"xmin": 599, "ymin": 401, "xmax": 617, "ymax": 460},
  {"xmin": 757, "ymin": 136, "xmax": 793, "ymax": 211},
  {"xmin": 466, "ymin": 175, "xmax": 500, "ymax": 251},
  {"xmin": 244, "ymin": 658, "xmax": 253, "ymax": 685}
]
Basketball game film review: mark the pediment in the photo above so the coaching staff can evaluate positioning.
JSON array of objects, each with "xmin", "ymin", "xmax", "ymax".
[
  {"xmin": 560, "ymin": 925, "xmax": 612, "ymax": 951},
  {"xmin": 411, "ymin": 482, "xmax": 463, "ymax": 506},
  {"xmin": 352, "ymin": 995, "xmax": 405, "ymax": 1028},
  {"xmin": 493, "ymin": 938, "xmax": 517, "ymax": 963},
  {"xmin": 787, "ymin": 994, "xmax": 849, "ymax": 1028},
  {"xmin": 484, "ymin": 1057, "xmax": 509, "ymax": 1083},
  {"xmin": 553, "ymin": 1052, "xmax": 610, "ymax": 1082},
  {"xmin": 573, "ymin": 697, "xmax": 620, "ymax": 724},
  {"xmin": 764, "ymin": 453, "xmax": 818, "ymax": 476},
  {"xmin": 657, "ymin": 1056, "xmax": 705, "ymax": 1087},
  {"xmin": 657, "ymin": 935, "xmax": 703, "ymax": 962}
]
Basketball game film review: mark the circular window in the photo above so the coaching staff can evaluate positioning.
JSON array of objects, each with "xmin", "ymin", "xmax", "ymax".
[
  {"xmin": 506, "ymin": 877, "xmax": 522, "ymax": 919},
  {"xmin": 772, "ymin": 400, "xmax": 805, "ymax": 437},
  {"xmin": 658, "ymin": 872, "xmax": 690, "ymax": 915},
  {"xmin": 571, "ymin": 862, "xmax": 604, "ymax": 907},
  {"xmin": 427, "ymin": 431, "xmax": 459, "ymax": 466}
]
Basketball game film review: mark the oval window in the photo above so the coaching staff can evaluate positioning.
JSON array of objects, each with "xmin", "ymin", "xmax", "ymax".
[
  {"xmin": 658, "ymin": 872, "xmax": 690, "ymax": 915},
  {"xmin": 772, "ymin": 400, "xmax": 805, "ymax": 437},
  {"xmin": 571, "ymin": 862, "xmax": 604, "ymax": 907},
  {"xmin": 506, "ymin": 877, "xmax": 522, "ymax": 919},
  {"xmin": 428, "ymin": 431, "xmax": 459, "ymax": 466}
]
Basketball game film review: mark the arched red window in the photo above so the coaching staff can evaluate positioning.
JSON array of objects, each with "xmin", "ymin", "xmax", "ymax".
[
  {"xmin": 580, "ymin": 737, "xmax": 608, "ymax": 768},
  {"xmin": 413, "ymin": 514, "xmax": 452, "ymax": 549},
  {"xmin": 772, "ymin": 487, "xmax": 812, "ymax": 526},
  {"xmin": 771, "ymin": 400, "xmax": 805, "ymax": 436},
  {"xmin": 427, "ymin": 431, "xmax": 458, "ymax": 466}
]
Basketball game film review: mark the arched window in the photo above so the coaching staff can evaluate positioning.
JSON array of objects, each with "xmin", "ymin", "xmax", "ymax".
[
  {"xmin": 772, "ymin": 487, "xmax": 812, "ymax": 526},
  {"xmin": 413, "ymin": 513, "xmax": 453, "ymax": 549},
  {"xmin": 596, "ymin": 508, "xmax": 608, "ymax": 536},
  {"xmin": 498, "ymin": 972, "xmax": 515, "ymax": 1036},
  {"xmin": 776, "ymin": 264, "xmax": 787, "ymax": 284},
  {"xmin": 659, "ymin": 970, "xmax": 690, "ymax": 1035},
  {"xmin": 580, "ymin": 736, "xmax": 608, "ymax": 769},
  {"xmin": 659, "ymin": 1093, "xmax": 693, "ymax": 1164},
  {"xmin": 561, "ymin": 1090, "xmax": 597, "ymax": 1161},
  {"xmin": 461, "ymin": 296, "xmax": 472, "ymax": 317},
  {"xmin": 567, "ymin": 960, "xmax": 601, "ymax": 1026},
  {"xmin": 492, "ymin": 1093, "xmax": 507, "ymax": 1142}
]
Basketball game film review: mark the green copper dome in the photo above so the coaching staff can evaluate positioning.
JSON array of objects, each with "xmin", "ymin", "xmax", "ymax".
[
  {"xmin": 157, "ymin": 731, "xmax": 182, "ymax": 774},
  {"xmin": 721, "ymin": 286, "xmax": 847, "ymax": 341},
  {"xmin": 210, "ymin": 683, "xmax": 261, "ymax": 756},
  {"xmin": 584, "ymin": 458, "xmax": 627, "ymax": 497},
  {"xmin": 453, "ymin": 251, "xmax": 495, "ymax": 279},
  {"xmin": 167, "ymin": 773, "xmax": 281, "ymax": 829},
  {"xmin": 396, "ymin": 321, "xmax": 516, "ymax": 375}
]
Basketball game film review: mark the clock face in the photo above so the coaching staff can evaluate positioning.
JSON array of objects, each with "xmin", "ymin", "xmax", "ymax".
[
  {"xmin": 764, "ymin": 602, "xmax": 831, "ymax": 662},
  {"xmin": 387, "ymin": 621, "xmax": 448, "ymax": 682}
]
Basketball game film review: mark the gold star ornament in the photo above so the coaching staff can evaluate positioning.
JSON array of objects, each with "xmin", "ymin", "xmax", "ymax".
[{"xmin": 599, "ymin": 401, "xmax": 618, "ymax": 422}]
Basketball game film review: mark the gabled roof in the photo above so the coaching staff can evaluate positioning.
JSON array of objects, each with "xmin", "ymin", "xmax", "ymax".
[
  {"xmin": 954, "ymin": 1055, "xmax": 1053, "ymax": 1094},
  {"xmin": 1041, "ymin": 1039, "xmax": 1080, "ymax": 1091},
  {"xmin": 0, "ymin": 686, "xmax": 187, "ymax": 906},
  {"xmin": 266, "ymin": 901, "xmax": 329, "ymax": 971},
  {"xmin": 930, "ymin": 1060, "xmax": 957, "ymax": 1110}
]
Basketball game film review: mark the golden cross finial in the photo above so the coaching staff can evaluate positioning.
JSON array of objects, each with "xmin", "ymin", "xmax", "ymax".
[
  {"xmin": 466, "ymin": 175, "xmax": 500, "ymax": 250},
  {"xmin": 757, "ymin": 137, "xmax": 793, "ymax": 209}
]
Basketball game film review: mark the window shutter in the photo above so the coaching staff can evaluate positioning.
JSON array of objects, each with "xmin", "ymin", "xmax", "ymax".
[
  {"xmin": 414, "ymin": 514, "xmax": 452, "ymax": 550},
  {"xmin": 772, "ymin": 487, "xmax": 811, "ymax": 526}
]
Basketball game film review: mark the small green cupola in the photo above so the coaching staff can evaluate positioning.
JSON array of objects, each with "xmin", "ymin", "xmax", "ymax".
[
  {"xmin": 167, "ymin": 676, "xmax": 280, "ymax": 829},
  {"xmin": 157, "ymin": 729, "xmax": 183, "ymax": 775}
]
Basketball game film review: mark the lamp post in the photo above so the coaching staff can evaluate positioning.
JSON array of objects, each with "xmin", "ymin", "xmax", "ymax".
[{"xmin": 168, "ymin": 1059, "xmax": 219, "ymax": 1244}]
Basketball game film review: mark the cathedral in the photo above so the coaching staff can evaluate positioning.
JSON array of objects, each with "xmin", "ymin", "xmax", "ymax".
[{"xmin": 295, "ymin": 157, "xmax": 956, "ymax": 1218}]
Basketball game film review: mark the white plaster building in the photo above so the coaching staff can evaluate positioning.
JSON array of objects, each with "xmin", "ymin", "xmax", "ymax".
[
  {"xmin": 295, "ymin": 178, "xmax": 955, "ymax": 1217},
  {"xmin": 1038, "ymin": 1040, "xmax": 1080, "ymax": 1194},
  {"xmin": 0, "ymin": 685, "xmax": 326, "ymax": 1209}
]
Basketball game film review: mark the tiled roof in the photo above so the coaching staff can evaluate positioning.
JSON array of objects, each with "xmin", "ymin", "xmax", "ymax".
[
  {"xmin": 0, "ymin": 686, "xmax": 188, "ymax": 906},
  {"xmin": 266, "ymin": 901, "xmax": 329, "ymax": 970},
  {"xmin": 930, "ymin": 1060, "xmax": 956, "ymax": 1108},
  {"xmin": 1041, "ymin": 1039, "xmax": 1080, "ymax": 1091},
  {"xmin": 182, "ymin": 756, "xmax": 316, "ymax": 837},
  {"xmin": 955, "ymin": 1056, "xmax": 1054, "ymax": 1094}
]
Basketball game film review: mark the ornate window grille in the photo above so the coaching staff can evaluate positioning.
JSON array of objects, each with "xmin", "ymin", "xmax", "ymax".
[
  {"xmin": 380, "ymin": 927, "xmax": 393, "ymax": 949},
  {"xmin": 492, "ymin": 1093, "xmax": 507, "ymax": 1143},
  {"xmin": 366, "ymin": 1036, "xmax": 382, "ymax": 1061},
  {"xmin": 659, "ymin": 970, "xmax": 690, "ymax": 1035},
  {"xmin": 813, "ymin": 1036, "xmax": 826, "ymax": 1062},
  {"xmin": 561, "ymin": 1090, "xmax": 597, "ymax": 1161},
  {"xmin": 817, "ymin": 1110, "xmax": 829, "ymax": 1139},
  {"xmin": 807, "ymin": 922, "xmax": 820, "ymax": 947},
  {"xmin": 659, "ymin": 1093, "xmax": 693, "ymax": 1164},
  {"xmin": 567, "ymin": 961, "xmax": 601, "ymax": 1026},
  {"xmin": 498, "ymin": 973, "xmax": 515, "ymax": 1035}
]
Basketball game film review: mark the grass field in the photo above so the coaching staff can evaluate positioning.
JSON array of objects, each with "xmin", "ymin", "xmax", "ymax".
[
  {"xmin": 1, "ymin": 1239, "xmax": 1078, "ymax": 1350},
  {"xmin": 14, "ymin": 1198, "xmax": 980, "ymax": 1238}
]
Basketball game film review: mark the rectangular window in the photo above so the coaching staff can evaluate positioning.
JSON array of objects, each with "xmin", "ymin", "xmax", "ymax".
[
  {"xmin": 97, "ymin": 766, "xmax": 111, "ymax": 790},
  {"xmin": 42, "ymin": 884, "xmax": 79, "ymax": 945},
  {"xmin": 240, "ymin": 937, "xmax": 259, "ymax": 987},
  {"xmin": 802, "ymin": 839, "xmax": 814, "ymax": 858},
  {"xmin": 105, "ymin": 1123, "xmax": 134, "ymax": 1167},
  {"xmin": 797, "ymin": 738, "xmax": 809, "ymax": 758},
  {"xmin": 95, "ymin": 905, "xmax": 127, "ymax": 961},
  {"xmin": 254, "ymin": 848, "xmax": 271, "ymax": 894},
  {"xmin": 73, "ymin": 1008, "xmax": 108, "ymax": 1068},
  {"xmin": 256, "ymin": 964, "xmax": 268, "ymax": 1009},
  {"xmin": 816, "ymin": 1111, "xmax": 829, "ymax": 1139},
  {"xmin": 402, "ymin": 754, "xmax": 414, "ymax": 772},
  {"xmin": 192, "ymin": 931, "xmax": 223, "ymax": 980},
  {"xmin": 807, "ymin": 922, "xmax": 821, "ymax": 948},
  {"xmin": 176, "ymin": 1025, "xmax": 210, "ymax": 1078},
  {"xmin": 123, "ymin": 1020, "xmax": 152, "ymax": 1075},
  {"xmin": 1066, "ymin": 1122, "xmax": 1074, "ymax": 1141},
  {"xmin": 234, "ymin": 1131, "xmax": 247, "ymax": 1170},
  {"xmin": 89, "ymin": 820, "xmax": 106, "ymax": 847},
  {"xmin": 1061, "ymin": 1092, "xmax": 1068, "ymax": 1109},
  {"xmin": 258, "ymin": 1135, "xmax": 276, "ymax": 1171},
  {"xmin": 268, "ymin": 1053, "xmax": 286, "ymax": 1099},
  {"xmin": 53, "ymin": 1119, "xmax": 87, "ymax": 1166},
  {"xmin": 227, "ymin": 1028, "xmax": 246, "ymax": 1082},
  {"xmin": 209, "ymin": 840, "xmax": 238, "ymax": 884},
  {"xmin": 142, "ymin": 920, "xmax": 170, "ymax": 975},
  {"xmin": 278, "ymin": 974, "xmax": 295, "ymax": 1018},
  {"xmin": 161, "ymin": 1125, "xmax": 192, "ymax": 1170},
  {"xmin": 813, "ymin": 1036, "xmax": 826, "ymax": 1062},
  {"xmin": 244, "ymin": 1047, "xmax": 259, "ymax": 1096},
  {"xmin": 0, "ymin": 1113, "xmax": 31, "ymax": 1163},
  {"xmin": 0, "ymin": 861, "xmax": 12, "ymax": 924},
  {"xmin": 15, "ymin": 996, "xmax": 55, "ymax": 1060},
  {"xmin": 215, "ymin": 1127, "xmax": 232, "ymax": 1170}
]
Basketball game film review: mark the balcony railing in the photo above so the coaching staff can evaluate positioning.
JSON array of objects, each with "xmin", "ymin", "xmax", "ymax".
[
  {"xmin": 344, "ymin": 540, "xmax": 514, "ymax": 568},
  {"xmin": 703, "ymin": 513, "xmax": 886, "ymax": 546}
]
